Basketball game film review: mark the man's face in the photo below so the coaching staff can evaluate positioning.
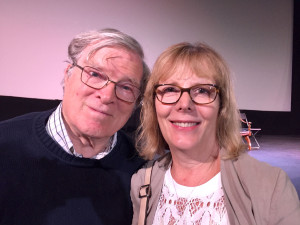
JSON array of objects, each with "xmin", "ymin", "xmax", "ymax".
[{"xmin": 62, "ymin": 46, "xmax": 143, "ymax": 140}]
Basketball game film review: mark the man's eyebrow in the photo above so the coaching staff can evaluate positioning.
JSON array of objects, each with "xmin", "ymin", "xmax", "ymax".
[
  {"xmin": 86, "ymin": 64, "xmax": 109, "ymax": 75},
  {"xmin": 87, "ymin": 63, "xmax": 104, "ymax": 71},
  {"xmin": 87, "ymin": 63, "xmax": 141, "ymax": 87}
]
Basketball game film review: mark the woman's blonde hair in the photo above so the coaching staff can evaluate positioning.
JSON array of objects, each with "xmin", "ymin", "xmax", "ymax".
[{"xmin": 137, "ymin": 42, "xmax": 245, "ymax": 160}]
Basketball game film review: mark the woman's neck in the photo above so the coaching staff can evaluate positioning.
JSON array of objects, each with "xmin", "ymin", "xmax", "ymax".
[{"xmin": 170, "ymin": 144, "xmax": 220, "ymax": 187}]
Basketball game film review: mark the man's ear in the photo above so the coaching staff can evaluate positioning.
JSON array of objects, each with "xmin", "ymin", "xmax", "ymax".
[{"xmin": 64, "ymin": 64, "xmax": 73, "ymax": 81}]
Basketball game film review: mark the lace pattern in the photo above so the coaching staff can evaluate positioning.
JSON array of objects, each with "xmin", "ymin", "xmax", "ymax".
[{"xmin": 153, "ymin": 169, "xmax": 229, "ymax": 225}]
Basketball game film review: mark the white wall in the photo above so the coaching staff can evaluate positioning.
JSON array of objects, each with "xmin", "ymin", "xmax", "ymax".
[{"xmin": 0, "ymin": 0, "xmax": 293, "ymax": 111}]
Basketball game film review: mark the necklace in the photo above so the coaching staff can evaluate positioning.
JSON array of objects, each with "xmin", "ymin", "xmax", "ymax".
[{"xmin": 170, "ymin": 169, "xmax": 197, "ymax": 222}]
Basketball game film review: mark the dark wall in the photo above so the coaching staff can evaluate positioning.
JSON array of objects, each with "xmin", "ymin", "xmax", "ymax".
[
  {"xmin": 0, "ymin": 96, "xmax": 61, "ymax": 121},
  {"xmin": 1, "ymin": 1, "xmax": 299, "ymax": 135}
]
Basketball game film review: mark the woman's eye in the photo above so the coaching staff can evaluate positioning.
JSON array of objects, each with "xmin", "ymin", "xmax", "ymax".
[
  {"xmin": 199, "ymin": 88, "xmax": 209, "ymax": 93},
  {"xmin": 194, "ymin": 87, "xmax": 211, "ymax": 95},
  {"xmin": 162, "ymin": 86, "xmax": 179, "ymax": 93}
]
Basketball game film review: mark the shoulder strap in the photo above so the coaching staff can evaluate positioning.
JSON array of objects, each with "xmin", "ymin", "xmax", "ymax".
[{"xmin": 138, "ymin": 160, "xmax": 155, "ymax": 225}]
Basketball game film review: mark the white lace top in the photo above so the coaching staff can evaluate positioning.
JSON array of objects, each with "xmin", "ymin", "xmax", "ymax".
[{"xmin": 153, "ymin": 168, "xmax": 229, "ymax": 225}]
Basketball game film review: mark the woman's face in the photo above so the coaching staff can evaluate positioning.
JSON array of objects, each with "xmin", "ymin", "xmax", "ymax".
[{"xmin": 155, "ymin": 67, "xmax": 220, "ymax": 153}]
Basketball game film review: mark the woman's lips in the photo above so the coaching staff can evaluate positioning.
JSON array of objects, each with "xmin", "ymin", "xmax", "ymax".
[{"xmin": 171, "ymin": 121, "xmax": 200, "ymax": 127}]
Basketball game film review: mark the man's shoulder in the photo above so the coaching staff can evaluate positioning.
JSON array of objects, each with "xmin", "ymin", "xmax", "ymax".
[
  {"xmin": 102, "ymin": 130, "xmax": 145, "ymax": 173},
  {"xmin": 0, "ymin": 109, "xmax": 55, "ymax": 144},
  {"xmin": 117, "ymin": 130, "xmax": 134, "ymax": 145}
]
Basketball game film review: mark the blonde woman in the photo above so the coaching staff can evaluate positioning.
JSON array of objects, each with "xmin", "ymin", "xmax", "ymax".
[{"xmin": 131, "ymin": 42, "xmax": 300, "ymax": 224}]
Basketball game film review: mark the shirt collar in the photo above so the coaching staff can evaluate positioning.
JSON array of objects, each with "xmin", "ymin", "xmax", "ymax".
[{"xmin": 46, "ymin": 103, "xmax": 117, "ymax": 159}]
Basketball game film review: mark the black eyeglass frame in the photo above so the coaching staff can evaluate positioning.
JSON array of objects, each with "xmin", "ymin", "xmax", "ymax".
[
  {"xmin": 154, "ymin": 83, "xmax": 220, "ymax": 105},
  {"xmin": 72, "ymin": 63, "xmax": 141, "ymax": 103}
]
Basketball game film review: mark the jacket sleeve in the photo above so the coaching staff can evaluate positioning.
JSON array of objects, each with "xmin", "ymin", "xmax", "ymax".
[
  {"xmin": 221, "ymin": 152, "xmax": 300, "ymax": 225},
  {"xmin": 268, "ymin": 169, "xmax": 300, "ymax": 225}
]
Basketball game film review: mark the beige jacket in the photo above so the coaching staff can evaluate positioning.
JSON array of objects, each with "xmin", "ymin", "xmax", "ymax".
[{"xmin": 131, "ymin": 152, "xmax": 300, "ymax": 225}]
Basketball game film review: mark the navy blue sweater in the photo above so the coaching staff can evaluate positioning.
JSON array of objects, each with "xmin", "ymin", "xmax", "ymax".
[{"xmin": 0, "ymin": 110, "xmax": 145, "ymax": 225}]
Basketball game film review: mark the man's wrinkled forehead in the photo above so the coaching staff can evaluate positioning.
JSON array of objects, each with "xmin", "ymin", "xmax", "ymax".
[
  {"xmin": 83, "ymin": 45, "xmax": 125, "ymax": 61},
  {"xmin": 82, "ymin": 46, "xmax": 143, "ymax": 85}
]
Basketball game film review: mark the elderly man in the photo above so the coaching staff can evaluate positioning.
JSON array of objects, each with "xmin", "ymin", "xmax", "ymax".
[{"xmin": 0, "ymin": 28, "xmax": 149, "ymax": 225}]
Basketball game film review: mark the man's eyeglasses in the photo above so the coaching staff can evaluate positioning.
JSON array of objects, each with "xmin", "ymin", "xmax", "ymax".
[
  {"xmin": 73, "ymin": 64, "xmax": 140, "ymax": 103},
  {"xmin": 154, "ymin": 84, "xmax": 219, "ymax": 105}
]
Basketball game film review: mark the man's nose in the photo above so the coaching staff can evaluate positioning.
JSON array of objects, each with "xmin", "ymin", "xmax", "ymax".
[{"xmin": 97, "ymin": 81, "xmax": 116, "ymax": 103}]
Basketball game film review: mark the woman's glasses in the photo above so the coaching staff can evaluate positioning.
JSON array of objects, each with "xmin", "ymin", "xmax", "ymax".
[{"xmin": 155, "ymin": 84, "xmax": 219, "ymax": 105}]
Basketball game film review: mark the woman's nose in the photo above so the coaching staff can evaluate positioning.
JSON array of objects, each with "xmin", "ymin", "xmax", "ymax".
[{"xmin": 175, "ymin": 91, "xmax": 193, "ymax": 111}]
